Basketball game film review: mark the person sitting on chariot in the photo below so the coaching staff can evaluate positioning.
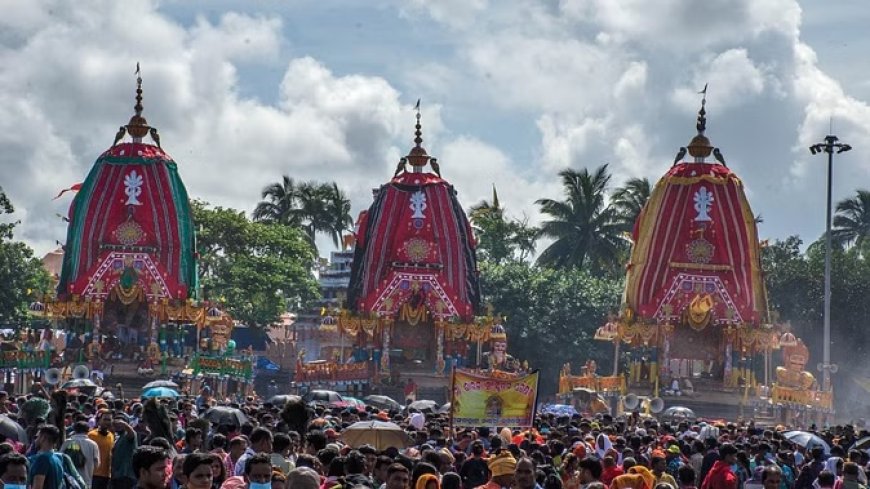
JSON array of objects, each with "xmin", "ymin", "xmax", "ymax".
[{"xmin": 665, "ymin": 377, "xmax": 683, "ymax": 396}]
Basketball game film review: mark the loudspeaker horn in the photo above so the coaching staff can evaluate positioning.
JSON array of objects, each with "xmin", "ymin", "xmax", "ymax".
[
  {"xmin": 72, "ymin": 365, "xmax": 90, "ymax": 380},
  {"xmin": 649, "ymin": 397, "xmax": 665, "ymax": 414},
  {"xmin": 623, "ymin": 393, "xmax": 639, "ymax": 410},
  {"xmin": 45, "ymin": 368, "xmax": 62, "ymax": 386}
]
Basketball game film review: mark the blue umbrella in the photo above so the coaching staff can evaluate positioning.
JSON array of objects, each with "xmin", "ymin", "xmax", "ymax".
[
  {"xmin": 141, "ymin": 387, "xmax": 180, "ymax": 398},
  {"xmin": 783, "ymin": 431, "xmax": 830, "ymax": 453}
]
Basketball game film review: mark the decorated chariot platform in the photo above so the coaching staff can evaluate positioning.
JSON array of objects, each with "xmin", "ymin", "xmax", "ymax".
[
  {"xmin": 294, "ymin": 107, "xmax": 525, "ymax": 399},
  {"xmin": 579, "ymin": 96, "xmax": 833, "ymax": 424},
  {"xmin": 25, "ymin": 69, "xmax": 253, "ymax": 398}
]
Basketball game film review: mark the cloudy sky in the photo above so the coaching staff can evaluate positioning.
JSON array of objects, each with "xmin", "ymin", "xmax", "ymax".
[{"xmin": 2, "ymin": 0, "xmax": 870, "ymax": 258}]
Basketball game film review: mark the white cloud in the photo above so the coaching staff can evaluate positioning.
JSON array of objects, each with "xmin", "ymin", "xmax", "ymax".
[
  {"xmin": 3, "ymin": 0, "xmax": 870, "ymax": 261},
  {"xmin": 671, "ymin": 49, "xmax": 766, "ymax": 113},
  {"xmin": 0, "ymin": 0, "xmax": 430, "ymax": 257}
]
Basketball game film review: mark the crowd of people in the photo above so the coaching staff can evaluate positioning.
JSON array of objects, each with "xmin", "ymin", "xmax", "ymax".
[{"xmin": 0, "ymin": 384, "xmax": 866, "ymax": 489}]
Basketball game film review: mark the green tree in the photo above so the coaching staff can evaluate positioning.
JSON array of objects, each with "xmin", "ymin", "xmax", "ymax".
[
  {"xmin": 0, "ymin": 188, "xmax": 51, "ymax": 323},
  {"xmin": 252, "ymin": 175, "xmax": 300, "ymax": 226},
  {"xmin": 611, "ymin": 177, "xmax": 651, "ymax": 232},
  {"xmin": 253, "ymin": 177, "xmax": 353, "ymax": 252},
  {"xmin": 469, "ymin": 191, "xmax": 537, "ymax": 264},
  {"xmin": 480, "ymin": 261, "xmax": 622, "ymax": 394},
  {"xmin": 535, "ymin": 165, "xmax": 626, "ymax": 272},
  {"xmin": 323, "ymin": 182, "xmax": 354, "ymax": 249},
  {"xmin": 762, "ymin": 235, "xmax": 870, "ymax": 413},
  {"xmin": 193, "ymin": 201, "xmax": 319, "ymax": 328},
  {"xmin": 833, "ymin": 189, "xmax": 870, "ymax": 252}
]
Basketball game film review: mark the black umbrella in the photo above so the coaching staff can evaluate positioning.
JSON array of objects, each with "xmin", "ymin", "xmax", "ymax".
[
  {"xmin": 267, "ymin": 395, "xmax": 301, "ymax": 407},
  {"xmin": 0, "ymin": 415, "xmax": 27, "ymax": 443},
  {"xmin": 851, "ymin": 436, "xmax": 870, "ymax": 451},
  {"xmin": 203, "ymin": 406, "xmax": 249, "ymax": 427},
  {"xmin": 303, "ymin": 390, "xmax": 343, "ymax": 404},
  {"xmin": 363, "ymin": 395, "xmax": 402, "ymax": 411}
]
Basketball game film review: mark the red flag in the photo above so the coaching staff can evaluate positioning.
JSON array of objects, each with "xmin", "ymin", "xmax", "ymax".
[{"xmin": 52, "ymin": 183, "xmax": 82, "ymax": 200}]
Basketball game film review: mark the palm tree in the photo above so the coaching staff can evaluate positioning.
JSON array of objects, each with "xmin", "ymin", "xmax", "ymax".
[
  {"xmin": 254, "ymin": 177, "xmax": 353, "ymax": 253},
  {"xmin": 324, "ymin": 183, "xmax": 354, "ymax": 249},
  {"xmin": 253, "ymin": 175, "xmax": 300, "ymax": 226},
  {"xmin": 535, "ymin": 165, "xmax": 626, "ymax": 270},
  {"xmin": 610, "ymin": 177, "xmax": 651, "ymax": 233},
  {"xmin": 833, "ymin": 189, "xmax": 870, "ymax": 249}
]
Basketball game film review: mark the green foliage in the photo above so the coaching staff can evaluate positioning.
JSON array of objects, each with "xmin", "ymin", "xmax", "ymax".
[
  {"xmin": 253, "ymin": 176, "xmax": 353, "ymax": 252},
  {"xmin": 535, "ymin": 165, "xmax": 627, "ymax": 274},
  {"xmin": 833, "ymin": 189, "xmax": 870, "ymax": 252},
  {"xmin": 763, "ymin": 235, "xmax": 870, "ymax": 365},
  {"xmin": 480, "ymin": 260, "xmax": 622, "ymax": 394},
  {"xmin": 469, "ymin": 197, "xmax": 537, "ymax": 264},
  {"xmin": 0, "ymin": 187, "xmax": 51, "ymax": 323},
  {"xmin": 192, "ymin": 200, "xmax": 319, "ymax": 328},
  {"xmin": 610, "ymin": 177, "xmax": 652, "ymax": 233}
]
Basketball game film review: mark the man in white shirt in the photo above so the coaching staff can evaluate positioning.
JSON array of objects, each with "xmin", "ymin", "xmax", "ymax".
[{"xmin": 61, "ymin": 421, "xmax": 101, "ymax": 486}]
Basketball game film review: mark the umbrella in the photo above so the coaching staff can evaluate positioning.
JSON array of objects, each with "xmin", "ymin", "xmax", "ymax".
[
  {"xmin": 0, "ymin": 415, "xmax": 27, "ymax": 443},
  {"xmin": 334, "ymin": 397, "xmax": 366, "ymax": 412},
  {"xmin": 266, "ymin": 395, "xmax": 301, "ymax": 407},
  {"xmin": 541, "ymin": 404, "xmax": 578, "ymax": 417},
  {"xmin": 851, "ymin": 436, "xmax": 870, "ymax": 451},
  {"xmin": 363, "ymin": 395, "xmax": 402, "ymax": 412},
  {"xmin": 142, "ymin": 380, "xmax": 179, "ymax": 390},
  {"xmin": 438, "ymin": 403, "xmax": 451, "ymax": 414},
  {"xmin": 62, "ymin": 379, "xmax": 97, "ymax": 389},
  {"xmin": 203, "ymin": 406, "xmax": 249, "ymax": 427},
  {"xmin": 341, "ymin": 421, "xmax": 412, "ymax": 451},
  {"xmin": 783, "ymin": 431, "xmax": 830, "ymax": 453},
  {"xmin": 141, "ymin": 387, "xmax": 180, "ymax": 398},
  {"xmin": 661, "ymin": 406, "xmax": 697, "ymax": 422},
  {"xmin": 407, "ymin": 400, "xmax": 438, "ymax": 413},
  {"xmin": 303, "ymin": 390, "xmax": 344, "ymax": 405}
]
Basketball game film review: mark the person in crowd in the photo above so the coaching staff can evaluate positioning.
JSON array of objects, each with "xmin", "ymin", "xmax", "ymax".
[
  {"xmin": 578, "ymin": 457, "xmax": 603, "ymax": 489},
  {"xmin": 385, "ymin": 464, "xmax": 411, "ymax": 489},
  {"xmin": 701, "ymin": 444, "xmax": 738, "ymax": 489},
  {"xmin": 168, "ymin": 455, "xmax": 186, "ymax": 489},
  {"xmin": 478, "ymin": 451, "xmax": 517, "ymax": 489},
  {"xmin": 762, "ymin": 466, "xmax": 782, "ymax": 489},
  {"xmin": 795, "ymin": 448, "xmax": 826, "ymax": 489},
  {"xmin": 183, "ymin": 428, "xmax": 204, "ymax": 454},
  {"xmin": 181, "ymin": 453, "xmax": 215, "ymax": 489},
  {"xmin": 678, "ymin": 465, "xmax": 697, "ymax": 489},
  {"xmin": 210, "ymin": 453, "xmax": 227, "ymax": 489},
  {"xmin": 88, "ymin": 411, "xmax": 115, "ymax": 489},
  {"xmin": 345, "ymin": 450, "xmax": 376, "ymax": 488},
  {"xmin": 132, "ymin": 446, "xmax": 168, "ymax": 489},
  {"xmin": 243, "ymin": 453, "xmax": 273, "ymax": 489},
  {"xmin": 0, "ymin": 453, "xmax": 28, "ymax": 489},
  {"xmin": 269, "ymin": 433, "xmax": 293, "ymax": 476},
  {"xmin": 460, "ymin": 441, "xmax": 489, "ymax": 489},
  {"xmin": 29, "ymin": 425, "xmax": 64, "ymax": 489},
  {"xmin": 234, "ymin": 429, "xmax": 272, "ymax": 477},
  {"xmin": 653, "ymin": 455, "xmax": 679, "ymax": 489},
  {"xmin": 110, "ymin": 415, "xmax": 138, "ymax": 489},
  {"xmin": 61, "ymin": 421, "xmax": 100, "ymax": 487},
  {"xmin": 286, "ymin": 468, "xmax": 319, "ymax": 489}
]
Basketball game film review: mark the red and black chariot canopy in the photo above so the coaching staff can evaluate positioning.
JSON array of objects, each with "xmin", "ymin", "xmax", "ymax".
[
  {"xmin": 57, "ymin": 70, "xmax": 196, "ymax": 303},
  {"xmin": 624, "ymin": 96, "xmax": 767, "ymax": 329},
  {"xmin": 347, "ymin": 108, "xmax": 480, "ymax": 321}
]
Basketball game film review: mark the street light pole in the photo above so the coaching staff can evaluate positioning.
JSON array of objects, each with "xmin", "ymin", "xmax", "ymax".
[{"xmin": 809, "ymin": 134, "xmax": 851, "ymax": 392}]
